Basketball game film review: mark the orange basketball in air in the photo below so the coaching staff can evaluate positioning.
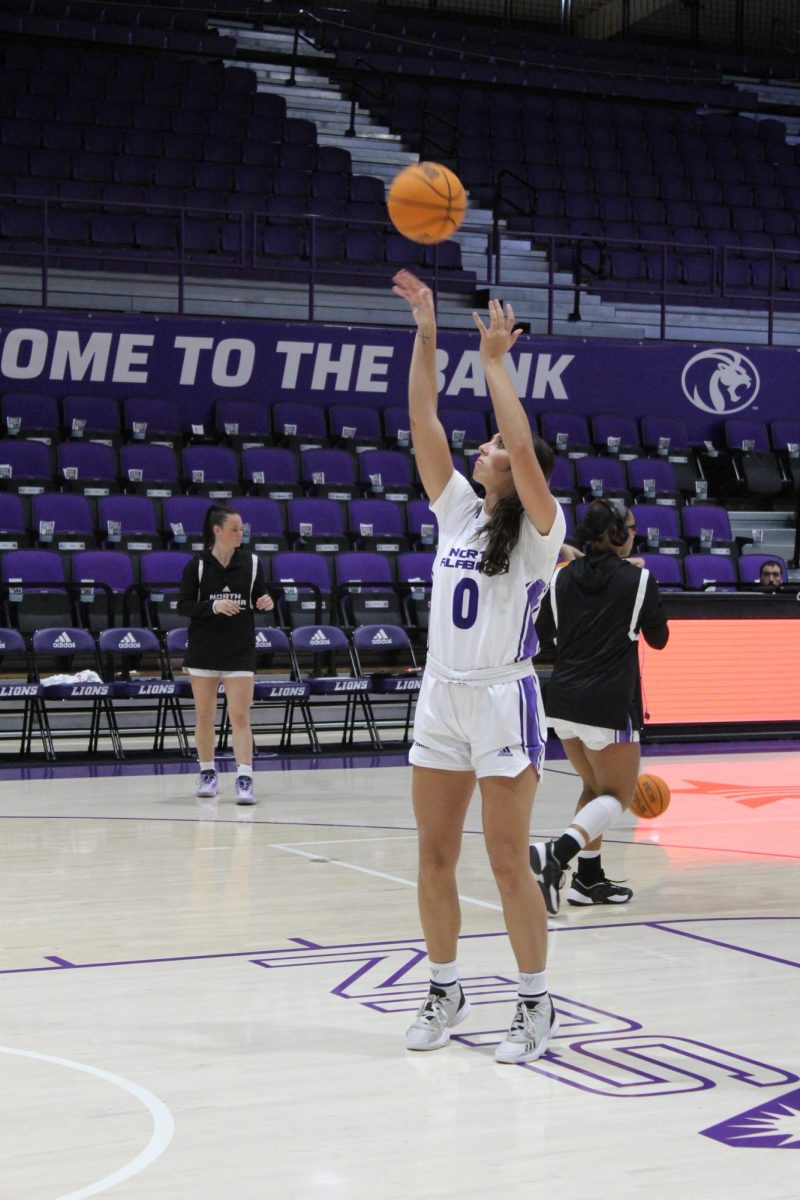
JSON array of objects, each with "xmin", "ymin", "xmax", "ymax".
[
  {"xmin": 632, "ymin": 774, "xmax": 671, "ymax": 819},
  {"xmin": 387, "ymin": 162, "xmax": 467, "ymax": 244}
]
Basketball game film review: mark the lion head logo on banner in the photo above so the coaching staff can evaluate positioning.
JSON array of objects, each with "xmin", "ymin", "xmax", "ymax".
[{"xmin": 681, "ymin": 348, "xmax": 760, "ymax": 415}]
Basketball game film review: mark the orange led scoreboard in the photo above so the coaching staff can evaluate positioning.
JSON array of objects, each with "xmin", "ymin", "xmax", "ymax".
[{"xmin": 639, "ymin": 592, "xmax": 800, "ymax": 739}]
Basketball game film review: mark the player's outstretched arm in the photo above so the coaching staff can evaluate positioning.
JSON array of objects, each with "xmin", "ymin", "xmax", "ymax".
[
  {"xmin": 392, "ymin": 270, "xmax": 453, "ymax": 503},
  {"xmin": 473, "ymin": 299, "xmax": 558, "ymax": 536}
]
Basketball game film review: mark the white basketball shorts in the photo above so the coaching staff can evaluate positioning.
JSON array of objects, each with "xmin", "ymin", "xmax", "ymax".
[
  {"xmin": 409, "ymin": 671, "xmax": 547, "ymax": 779},
  {"xmin": 549, "ymin": 717, "xmax": 640, "ymax": 752}
]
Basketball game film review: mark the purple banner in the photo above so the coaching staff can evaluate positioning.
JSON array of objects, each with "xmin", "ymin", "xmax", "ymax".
[{"xmin": 0, "ymin": 310, "xmax": 794, "ymax": 441}]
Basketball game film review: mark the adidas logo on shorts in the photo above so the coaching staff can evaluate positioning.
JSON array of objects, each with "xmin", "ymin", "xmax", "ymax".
[
  {"xmin": 497, "ymin": 746, "xmax": 514, "ymax": 758},
  {"xmin": 309, "ymin": 629, "xmax": 330, "ymax": 646},
  {"xmin": 118, "ymin": 631, "xmax": 141, "ymax": 649},
  {"xmin": 53, "ymin": 631, "xmax": 76, "ymax": 649},
  {"xmin": 371, "ymin": 628, "xmax": 393, "ymax": 646}
]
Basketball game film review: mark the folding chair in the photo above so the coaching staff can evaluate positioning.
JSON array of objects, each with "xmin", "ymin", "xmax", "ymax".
[
  {"xmin": 0, "ymin": 627, "xmax": 48, "ymax": 758},
  {"xmin": 350, "ymin": 624, "xmax": 422, "ymax": 744},
  {"xmin": 290, "ymin": 624, "xmax": 381, "ymax": 749},
  {"xmin": 31, "ymin": 627, "xmax": 122, "ymax": 760},
  {"xmin": 98, "ymin": 626, "xmax": 191, "ymax": 756}
]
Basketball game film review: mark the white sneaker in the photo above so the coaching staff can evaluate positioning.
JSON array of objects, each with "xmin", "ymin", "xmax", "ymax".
[
  {"xmin": 495, "ymin": 994, "xmax": 559, "ymax": 1064},
  {"xmin": 235, "ymin": 775, "xmax": 256, "ymax": 805},
  {"xmin": 196, "ymin": 769, "xmax": 218, "ymax": 799},
  {"xmin": 405, "ymin": 984, "xmax": 471, "ymax": 1051}
]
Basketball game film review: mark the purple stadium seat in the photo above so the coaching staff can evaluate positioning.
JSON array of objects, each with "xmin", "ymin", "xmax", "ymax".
[
  {"xmin": 180, "ymin": 446, "xmax": 240, "ymax": 498},
  {"xmin": 271, "ymin": 402, "xmax": 328, "ymax": 451},
  {"xmin": 1, "ymin": 392, "xmax": 59, "ymax": 441},
  {"xmin": 397, "ymin": 550, "xmax": 435, "ymax": 630},
  {"xmin": 97, "ymin": 495, "xmax": 160, "ymax": 552},
  {"xmin": 162, "ymin": 496, "xmax": 214, "ymax": 551},
  {"xmin": 406, "ymin": 499, "xmax": 438, "ymax": 548},
  {"xmin": 327, "ymin": 404, "xmax": 384, "ymax": 451},
  {"xmin": 575, "ymin": 456, "xmax": 629, "ymax": 501},
  {"xmin": 120, "ymin": 444, "xmax": 179, "ymax": 497},
  {"xmin": 235, "ymin": 496, "xmax": 287, "ymax": 554},
  {"xmin": 357, "ymin": 450, "xmax": 416, "ymax": 501},
  {"xmin": 723, "ymin": 418, "xmax": 770, "ymax": 451},
  {"xmin": 540, "ymin": 412, "xmax": 591, "ymax": 458},
  {"xmin": 300, "ymin": 448, "xmax": 359, "ymax": 501},
  {"xmin": 0, "ymin": 492, "xmax": 29, "ymax": 549},
  {"xmin": 637, "ymin": 554, "xmax": 684, "ymax": 589},
  {"xmin": 31, "ymin": 492, "xmax": 95, "ymax": 552},
  {"xmin": 683, "ymin": 554, "xmax": 737, "ymax": 590},
  {"xmin": 0, "ymin": 438, "xmax": 53, "ymax": 492},
  {"xmin": 123, "ymin": 397, "xmax": 182, "ymax": 448},
  {"xmin": 56, "ymin": 441, "xmax": 118, "ymax": 495},
  {"xmin": 590, "ymin": 414, "xmax": 642, "ymax": 459},
  {"xmin": 214, "ymin": 400, "xmax": 272, "ymax": 449},
  {"xmin": 681, "ymin": 505, "xmax": 736, "ymax": 555},
  {"xmin": 270, "ymin": 550, "xmax": 332, "ymax": 627},
  {"xmin": 630, "ymin": 504, "xmax": 685, "ymax": 554},
  {"xmin": 71, "ymin": 549, "xmax": 136, "ymax": 628},
  {"xmin": 348, "ymin": 498, "xmax": 408, "ymax": 553},
  {"xmin": 242, "ymin": 447, "xmax": 302, "ymax": 499},
  {"xmin": 286, "ymin": 498, "xmax": 349, "ymax": 553},
  {"xmin": 1, "ymin": 547, "xmax": 73, "ymax": 632},
  {"xmin": 62, "ymin": 395, "xmax": 121, "ymax": 445},
  {"xmin": 138, "ymin": 549, "xmax": 192, "ymax": 631},
  {"xmin": 334, "ymin": 550, "xmax": 402, "ymax": 627},
  {"xmin": 627, "ymin": 460, "xmax": 681, "ymax": 507}
]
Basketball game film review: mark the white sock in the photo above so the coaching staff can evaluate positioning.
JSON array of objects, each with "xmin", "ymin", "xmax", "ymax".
[
  {"xmin": 519, "ymin": 970, "xmax": 547, "ymax": 1000},
  {"xmin": 199, "ymin": 761, "xmax": 215, "ymax": 773},
  {"xmin": 567, "ymin": 794, "xmax": 624, "ymax": 846},
  {"xmin": 429, "ymin": 959, "xmax": 459, "ymax": 988},
  {"xmin": 577, "ymin": 849, "xmax": 601, "ymax": 861},
  {"xmin": 237, "ymin": 765, "xmax": 253, "ymax": 778}
]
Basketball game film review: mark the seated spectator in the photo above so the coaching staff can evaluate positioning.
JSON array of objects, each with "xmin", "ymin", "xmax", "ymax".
[{"xmin": 759, "ymin": 560, "xmax": 784, "ymax": 591}]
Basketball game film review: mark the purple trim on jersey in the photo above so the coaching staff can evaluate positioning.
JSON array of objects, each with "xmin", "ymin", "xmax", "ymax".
[
  {"xmin": 517, "ymin": 675, "xmax": 546, "ymax": 772},
  {"xmin": 516, "ymin": 578, "xmax": 547, "ymax": 661},
  {"xmin": 615, "ymin": 718, "xmax": 638, "ymax": 744}
]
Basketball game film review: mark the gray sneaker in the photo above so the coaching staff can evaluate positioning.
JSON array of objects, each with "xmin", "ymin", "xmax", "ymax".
[
  {"xmin": 405, "ymin": 984, "xmax": 471, "ymax": 1051},
  {"xmin": 235, "ymin": 775, "xmax": 256, "ymax": 805},
  {"xmin": 196, "ymin": 769, "xmax": 218, "ymax": 799},
  {"xmin": 495, "ymin": 994, "xmax": 560, "ymax": 1064}
]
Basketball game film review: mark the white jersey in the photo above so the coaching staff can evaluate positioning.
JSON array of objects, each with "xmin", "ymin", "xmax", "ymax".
[{"xmin": 427, "ymin": 471, "xmax": 566, "ymax": 677}]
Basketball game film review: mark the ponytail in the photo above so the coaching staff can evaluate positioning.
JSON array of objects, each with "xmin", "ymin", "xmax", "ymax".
[{"xmin": 203, "ymin": 503, "xmax": 238, "ymax": 549}]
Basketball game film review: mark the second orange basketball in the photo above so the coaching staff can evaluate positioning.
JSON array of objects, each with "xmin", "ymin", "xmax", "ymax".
[
  {"xmin": 632, "ymin": 774, "xmax": 671, "ymax": 819},
  {"xmin": 387, "ymin": 162, "xmax": 467, "ymax": 244}
]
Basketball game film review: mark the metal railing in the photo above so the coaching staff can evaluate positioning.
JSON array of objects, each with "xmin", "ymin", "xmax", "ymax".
[{"xmin": 2, "ymin": 191, "xmax": 799, "ymax": 342}]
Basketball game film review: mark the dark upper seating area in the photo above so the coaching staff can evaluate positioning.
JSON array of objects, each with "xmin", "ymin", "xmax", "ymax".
[
  {"xmin": 0, "ymin": 31, "xmax": 475, "ymax": 291},
  {"xmin": 0, "ymin": 0, "xmax": 238, "ymax": 55},
  {"xmin": 316, "ymin": 11, "xmax": 800, "ymax": 307}
]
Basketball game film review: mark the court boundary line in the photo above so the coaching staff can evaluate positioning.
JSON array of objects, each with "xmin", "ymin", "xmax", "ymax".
[{"xmin": 0, "ymin": 917, "xmax": 796, "ymax": 978}]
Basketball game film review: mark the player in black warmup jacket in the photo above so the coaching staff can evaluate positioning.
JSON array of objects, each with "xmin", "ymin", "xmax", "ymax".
[
  {"xmin": 177, "ymin": 504, "xmax": 274, "ymax": 805},
  {"xmin": 531, "ymin": 500, "xmax": 669, "ymax": 912}
]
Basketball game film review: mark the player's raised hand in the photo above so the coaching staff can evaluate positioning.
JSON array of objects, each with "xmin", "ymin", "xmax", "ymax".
[
  {"xmin": 473, "ymin": 298, "xmax": 522, "ymax": 362},
  {"xmin": 392, "ymin": 270, "xmax": 436, "ymax": 339}
]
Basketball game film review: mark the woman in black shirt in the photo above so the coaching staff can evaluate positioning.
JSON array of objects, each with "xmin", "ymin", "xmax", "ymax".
[
  {"xmin": 530, "ymin": 500, "xmax": 669, "ymax": 912},
  {"xmin": 177, "ymin": 504, "xmax": 273, "ymax": 805}
]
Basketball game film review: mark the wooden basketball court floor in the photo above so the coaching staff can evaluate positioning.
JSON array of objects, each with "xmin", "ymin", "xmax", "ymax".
[{"xmin": 0, "ymin": 745, "xmax": 797, "ymax": 1200}]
